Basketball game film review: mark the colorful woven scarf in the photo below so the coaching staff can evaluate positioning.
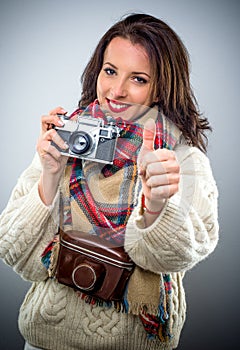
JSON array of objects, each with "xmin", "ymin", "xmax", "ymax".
[
  {"xmin": 67, "ymin": 101, "xmax": 143, "ymax": 243},
  {"xmin": 42, "ymin": 99, "xmax": 181, "ymax": 342}
]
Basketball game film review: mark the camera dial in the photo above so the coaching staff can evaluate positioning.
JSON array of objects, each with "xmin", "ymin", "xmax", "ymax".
[{"xmin": 69, "ymin": 131, "xmax": 93, "ymax": 155}]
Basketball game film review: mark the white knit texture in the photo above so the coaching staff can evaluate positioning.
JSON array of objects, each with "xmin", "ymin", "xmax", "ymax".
[{"xmin": 0, "ymin": 144, "xmax": 219, "ymax": 350}]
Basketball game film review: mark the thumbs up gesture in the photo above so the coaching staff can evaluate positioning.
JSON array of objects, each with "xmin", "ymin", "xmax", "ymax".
[{"xmin": 137, "ymin": 119, "xmax": 180, "ymax": 215}]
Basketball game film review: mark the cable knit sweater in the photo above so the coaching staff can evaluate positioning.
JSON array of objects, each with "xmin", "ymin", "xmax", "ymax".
[{"xmin": 0, "ymin": 143, "xmax": 219, "ymax": 350}]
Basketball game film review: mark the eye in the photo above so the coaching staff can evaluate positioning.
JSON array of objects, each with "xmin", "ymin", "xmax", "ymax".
[
  {"xmin": 103, "ymin": 68, "xmax": 116, "ymax": 76},
  {"xmin": 133, "ymin": 76, "xmax": 148, "ymax": 84}
]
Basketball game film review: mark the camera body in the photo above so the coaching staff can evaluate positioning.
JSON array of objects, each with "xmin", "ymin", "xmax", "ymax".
[{"xmin": 53, "ymin": 115, "xmax": 121, "ymax": 164}]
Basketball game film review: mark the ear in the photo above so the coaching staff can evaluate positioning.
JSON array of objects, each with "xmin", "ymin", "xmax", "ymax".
[{"xmin": 150, "ymin": 91, "xmax": 160, "ymax": 104}]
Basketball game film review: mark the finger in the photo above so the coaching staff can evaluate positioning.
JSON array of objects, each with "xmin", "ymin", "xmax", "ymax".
[
  {"xmin": 40, "ymin": 129, "xmax": 69, "ymax": 150},
  {"xmin": 138, "ymin": 118, "xmax": 156, "ymax": 175},
  {"xmin": 150, "ymin": 183, "xmax": 179, "ymax": 200},
  {"xmin": 37, "ymin": 137, "xmax": 67, "ymax": 161},
  {"xmin": 146, "ymin": 149, "xmax": 175, "ymax": 163},
  {"xmin": 41, "ymin": 115, "xmax": 65, "ymax": 133},
  {"xmin": 146, "ymin": 158, "xmax": 180, "ymax": 177},
  {"xmin": 43, "ymin": 144, "xmax": 65, "ymax": 161},
  {"xmin": 142, "ymin": 118, "xmax": 156, "ymax": 151},
  {"xmin": 141, "ymin": 149, "xmax": 177, "ymax": 172},
  {"xmin": 41, "ymin": 107, "xmax": 67, "ymax": 132},
  {"xmin": 146, "ymin": 172, "xmax": 180, "ymax": 188},
  {"xmin": 49, "ymin": 106, "xmax": 67, "ymax": 116}
]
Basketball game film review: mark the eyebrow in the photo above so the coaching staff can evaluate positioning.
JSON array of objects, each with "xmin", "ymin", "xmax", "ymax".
[{"xmin": 103, "ymin": 62, "xmax": 151, "ymax": 78}]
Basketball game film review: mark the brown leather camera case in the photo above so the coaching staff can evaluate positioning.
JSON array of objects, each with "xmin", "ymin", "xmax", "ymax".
[{"xmin": 55, "ymin": 229, "xmax": 135, "ymax": 301}]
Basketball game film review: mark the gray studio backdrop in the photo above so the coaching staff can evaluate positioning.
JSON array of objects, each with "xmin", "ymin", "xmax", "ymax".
[{"xmin": 0, "ymin": 0, "xmax": 239, "ymax": 349}]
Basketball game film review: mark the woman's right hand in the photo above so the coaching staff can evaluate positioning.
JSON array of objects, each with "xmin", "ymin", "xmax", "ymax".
[
  {"xmin": 36, "ymin": 106, "xmax": 69, "ymax": 205},
  {"xmin": 37, "ymin": 106, "xmax": 69, "ymax": 174}
]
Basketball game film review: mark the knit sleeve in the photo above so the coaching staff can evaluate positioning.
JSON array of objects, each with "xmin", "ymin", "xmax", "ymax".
[
  {"xmin": 124, "ymin": 145, "xmax": 219, "ymax": 273},
  {"xmin": 0, "ymin": 153, "xmax": 59, "ymax": 281}
]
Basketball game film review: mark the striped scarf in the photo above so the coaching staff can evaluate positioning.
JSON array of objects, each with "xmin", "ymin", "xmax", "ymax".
[
  {"xmin": 67, "ymin": 101, "xmax": 143, "ymax": 242},
  {"xmin": 66, "ymin": 100, "xmax": 177, "ymax": 239},
  {"xmin": 42, "ymin": 100, "xmax": 181, "ymax": 341}
]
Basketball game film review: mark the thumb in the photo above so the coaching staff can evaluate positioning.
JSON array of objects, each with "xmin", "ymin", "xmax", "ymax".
[{"xmin": 142, "ymin": 118, "xmax": 156, "ymax": 151}]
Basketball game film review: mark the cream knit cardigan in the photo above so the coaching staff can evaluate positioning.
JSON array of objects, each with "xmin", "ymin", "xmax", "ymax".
[{"xmin": 0, "ymin": 143, "xmax": 219, "ymax": 350}]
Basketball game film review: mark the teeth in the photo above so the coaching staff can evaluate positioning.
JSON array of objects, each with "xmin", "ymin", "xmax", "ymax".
[{"xmin": 109, "ymin": 101, "xmax": 129, "ymax": 109}]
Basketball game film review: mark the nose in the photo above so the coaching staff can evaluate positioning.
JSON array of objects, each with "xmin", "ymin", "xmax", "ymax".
[{"xmin": 110, "ymin": 78, "xmax": 128, "ymax": 99}]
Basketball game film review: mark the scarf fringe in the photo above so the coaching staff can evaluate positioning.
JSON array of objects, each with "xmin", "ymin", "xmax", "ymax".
[
  {"xmin": 128, "ymin": 302, "xmax": 159, "ymax": 316},
  {"xmin": 75, "ymin": 291, "xmax": 129, "ymax": 313},
  {"xmin": 41, "ymin": 236, "xmax": 60, "ymax": 278}
]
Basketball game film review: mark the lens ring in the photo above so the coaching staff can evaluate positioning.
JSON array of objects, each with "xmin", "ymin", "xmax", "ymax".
[
  {"xmin": 69, "ymin": 131, "xmax": 92, "ymax": 154},
  {"xmin": 72, "ymin": 264, "xmax": 97, "ymax": 291}
]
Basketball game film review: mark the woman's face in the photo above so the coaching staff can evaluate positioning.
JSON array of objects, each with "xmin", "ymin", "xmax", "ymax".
[{"xmin": 97, "ymin": 37, "xmax": 155, "ymax": 121}]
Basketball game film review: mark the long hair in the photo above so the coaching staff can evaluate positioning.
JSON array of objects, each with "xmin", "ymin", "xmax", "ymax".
[{"xmin": 79, "ymin": 13, "xmax": 211, "ymax": 152}]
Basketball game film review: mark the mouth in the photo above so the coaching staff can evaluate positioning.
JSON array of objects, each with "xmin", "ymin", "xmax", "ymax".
[{"xmin": 106, "ymin": 98, "xmax": 131, "ymax": 113}]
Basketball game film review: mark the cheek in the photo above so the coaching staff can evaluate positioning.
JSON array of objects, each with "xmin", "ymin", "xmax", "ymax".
[
  {"xmin": 132, "ymin": 89, "xmax": 152, "ymax": 105},
  {"xmin": 96, "ymin": 76, "xmax": 106, "ymax": 101},
  {"xmin": 96, "ymin": 76, "xmax": 101, "ymax": 96}
]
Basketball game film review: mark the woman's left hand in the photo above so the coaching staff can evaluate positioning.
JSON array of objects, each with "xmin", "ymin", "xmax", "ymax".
[{"xmin": 138, "ymin": 118, "xmax": 180, "ymax": 215}]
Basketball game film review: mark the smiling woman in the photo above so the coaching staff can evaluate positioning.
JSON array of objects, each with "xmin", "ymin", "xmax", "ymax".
[
  {"xmin": 0, "ymin": 12, "xmax": 218, "ymax": 350},
  {"xmin": 97, "ymin": 37, "xmax": 154, "ymax": 117}
]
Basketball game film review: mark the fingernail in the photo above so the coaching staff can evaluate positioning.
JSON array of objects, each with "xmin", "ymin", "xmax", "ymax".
[
  {"xmin": 60, "ymin": 108, "xmax": 67, "ymax": 113},
  {"xmin": 63, "ymin": 142, "xmax": 69, "ymax": 149},
  {"xmin": 58, "ymin": 120, "xmax": 65, "ymax": 126}
]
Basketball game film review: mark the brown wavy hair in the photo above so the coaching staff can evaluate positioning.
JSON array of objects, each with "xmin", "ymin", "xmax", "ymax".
[{"xmin": 79, "ymin": 13, "xmax": 211, "ymax": 153}]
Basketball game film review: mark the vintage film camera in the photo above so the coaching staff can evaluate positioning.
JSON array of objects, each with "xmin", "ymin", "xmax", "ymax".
[{"xmin": 52, "ymin": 114, "xmax": 122, "ymax": 164}]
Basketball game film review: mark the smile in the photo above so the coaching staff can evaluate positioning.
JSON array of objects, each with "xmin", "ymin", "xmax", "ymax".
[{"xmin": 107, "ymin": 99, "xmax": 131, "ymax": 113}]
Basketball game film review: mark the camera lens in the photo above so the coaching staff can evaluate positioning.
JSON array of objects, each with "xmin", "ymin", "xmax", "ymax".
[{"xmin": 69, "ymin": 131, "xmax": 92, "ymax": 154}]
